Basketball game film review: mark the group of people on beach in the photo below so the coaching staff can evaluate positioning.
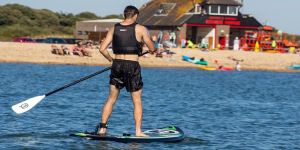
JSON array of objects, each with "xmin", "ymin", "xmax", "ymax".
[
  {"xmin": 150, "ymin": 34, "xmax": 175, "ymax": 58},
  {"xmin": 51, "ymin": 40, "xmax": 93, "ymax": 57}
]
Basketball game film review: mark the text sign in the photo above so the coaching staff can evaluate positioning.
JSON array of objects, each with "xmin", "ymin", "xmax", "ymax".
[{"xmin": 206, "ymin": 17, "xmax": 240, "ymax": 25}]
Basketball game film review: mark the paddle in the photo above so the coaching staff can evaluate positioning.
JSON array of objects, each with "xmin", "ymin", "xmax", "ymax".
[
  {"xmin": 12, "ymin": 51, "xmax": 150, "ymax": 114},
  {"xmin": 12, "ymin": 67, "xmax": 112, "ymax": 114},
  {"xmin": 215, "ymin": 60, "xmax": 219, "ymax": 66}
]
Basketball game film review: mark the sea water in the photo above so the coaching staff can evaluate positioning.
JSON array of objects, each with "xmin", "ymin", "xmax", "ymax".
[{"xmin": 0, "ymin": 63, "xmax": 299, "ymax": 150}]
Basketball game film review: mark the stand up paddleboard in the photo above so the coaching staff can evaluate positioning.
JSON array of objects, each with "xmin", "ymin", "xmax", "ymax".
[{"xmin": 70, "ymin": 126, "xmax": 185, "ymax": 143}]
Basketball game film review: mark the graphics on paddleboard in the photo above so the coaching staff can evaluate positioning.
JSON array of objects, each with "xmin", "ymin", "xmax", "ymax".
[{"xmin": 70, "ymin": 126, "xmax": 185, "ymax": 143}]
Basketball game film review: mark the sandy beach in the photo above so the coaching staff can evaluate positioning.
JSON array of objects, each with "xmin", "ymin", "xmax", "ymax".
[{"xmin": 0, "ymin": 42, "xmax": 299, "ymax": 72}]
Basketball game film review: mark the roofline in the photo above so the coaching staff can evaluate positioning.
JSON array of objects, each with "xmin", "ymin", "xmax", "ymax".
[
  {"xmin": 80, "ymin": 19, "xmax": 124, "ymax": 23},
  {"xmin": 230, "ymin": 26, "xmax": 260, "ymax": 29},
  {"xmin": 207, "ymin": 2, "xmax": 243, "ymax": 6}
]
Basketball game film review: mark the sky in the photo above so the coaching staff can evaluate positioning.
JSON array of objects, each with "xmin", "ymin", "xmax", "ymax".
[{"xmin": 0, "ymin": 0, "xmax": 299, "ymax": 34}]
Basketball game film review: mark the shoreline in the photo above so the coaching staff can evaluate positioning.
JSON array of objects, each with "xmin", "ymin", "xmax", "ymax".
[{"xmin": 1, "ymin": 42, "xmax": 299, "ymax": 72}]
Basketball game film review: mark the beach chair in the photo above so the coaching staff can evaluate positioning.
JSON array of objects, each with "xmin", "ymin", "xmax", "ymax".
[{"xmin": 288, "ymin": 47, "xmax": 295, "ymax": 54}]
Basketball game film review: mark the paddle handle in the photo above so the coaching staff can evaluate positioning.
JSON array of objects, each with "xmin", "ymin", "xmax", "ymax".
[
  {"xmin": 45, "ymin": 67, "xmax": 112, "ymax": 97},
  {"xmin": 45, "ymin": 51, "xmax": 150, "ymax": 97}
]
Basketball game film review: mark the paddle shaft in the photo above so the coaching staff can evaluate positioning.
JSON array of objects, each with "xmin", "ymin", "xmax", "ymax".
[
  {"xmin": 45, "ymin": 51, "xmax": 150, "ymax": 97},
  {"xmin": 45, "ymin": 67, "xmax": 111, "ymax": 97},
  {"xmin": 215, "ymin": 60, "xmax": 219, "ymax": 67}
]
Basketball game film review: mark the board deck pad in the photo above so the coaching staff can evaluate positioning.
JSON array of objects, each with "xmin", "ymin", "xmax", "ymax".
[{"xmin": 70, "ymin": 126, "xmax": 185, "ymax": 142}]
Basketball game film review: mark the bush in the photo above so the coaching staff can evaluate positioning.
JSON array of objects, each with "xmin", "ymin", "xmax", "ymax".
[
  {"xmin": 0, "ymin": 4, "xmax": 122, "ymax": 41},
  {"xmin": 0, "ymin": 25, "xmax": 31, "ymax": 40}
]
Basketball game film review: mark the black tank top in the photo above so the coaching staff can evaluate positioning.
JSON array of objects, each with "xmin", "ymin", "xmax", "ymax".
[{"xmin": 112, "ymin": 22, "xmax": 143, "ymax": 55}]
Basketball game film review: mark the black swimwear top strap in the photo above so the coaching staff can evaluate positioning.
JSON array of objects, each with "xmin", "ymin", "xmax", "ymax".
[{"xmin": 100, "ymin": 123, "xmax": 108, "ymax": 128}]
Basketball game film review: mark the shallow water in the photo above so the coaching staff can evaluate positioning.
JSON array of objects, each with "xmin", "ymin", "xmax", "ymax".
[{"xmin": 0, "ymin": 63, "xmax": 299, "ymax": 150}]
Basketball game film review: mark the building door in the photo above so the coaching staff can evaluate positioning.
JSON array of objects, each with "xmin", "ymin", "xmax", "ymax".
[
  {"xmin": 208, "ymin": 37, "xmax": 213, "ymax": 49},
  {"xmin": 219, "ymin": 36, "xmax": 226, "ymax": 50},
  {"xmin": 192, "ymin": 27, "xmax": 197, "ymax": 43}
]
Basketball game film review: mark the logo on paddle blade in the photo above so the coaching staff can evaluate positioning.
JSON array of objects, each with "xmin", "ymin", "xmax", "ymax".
[{"xmin": 20, "ymin": 103, "xmax": 29, "ymax": 109}]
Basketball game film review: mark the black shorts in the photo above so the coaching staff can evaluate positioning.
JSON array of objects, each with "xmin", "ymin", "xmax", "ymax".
[{"xmin": 109, "ymin": 59, "xmax": 143, "ymax": 92}]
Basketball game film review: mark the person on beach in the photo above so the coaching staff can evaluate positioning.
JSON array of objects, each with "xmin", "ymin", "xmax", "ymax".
[
  {"xmin": 233, "ymin": 37, "xmax": 239, "ymax": 51},
  {"xmin": 86, "ymin": 40, "xmax": 94, "ymax": 49},
  {"xmin": 79, "ymin": 46, "xmax": 92, "ymax": 57},
  {"xmin": 78, "ymin": 41, "xmax": 92, "ymax": 57},
  {"xmin": 218, "ymin": 64, "xmax": 224, "ymax": 69},
  {"xmin": 51, "ymin": 44, "xmax": 64, "ymax": 55},
  {"xmin": 151, "ymin": 35, "xmax": 158, "ymax": 47},
  {"xmin": 236, "ymin": 62, "xmax": 241, "ymax": 71},
  {"xmin": 61, "ymin": 45, "xmax": 71, "ymax": 55},
  {"xmin": 98, "ymin": 5, "xmax": 157, "ymax": 137},
  {"xmin": 77, "ymin": 40, "xmax": 85, "ymax": 48},
  {"xmin": 187, "ymin": 39, "xmax": 194, "ymax": 48},
  {"xmin": 72, "ymin": 45, "xmax": 84, "ymax": 57},
  {"xmin": 151, "ymin": 35, "xmax": 163, "ymax": 57},
  {"xmin": 228, "ymin": 56, "xmax": 244, "ymax": 62}
]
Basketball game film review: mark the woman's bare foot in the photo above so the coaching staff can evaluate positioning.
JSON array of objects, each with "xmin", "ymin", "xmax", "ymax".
[{"xmin": 135, "ymin": 132, "xmax": 149, "ymax": 137}]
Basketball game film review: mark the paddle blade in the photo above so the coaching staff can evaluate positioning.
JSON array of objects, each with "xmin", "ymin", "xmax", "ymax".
[
  {"xmin": 215, "ymin": 60, "xmax": 218, "ymax": 63},
  {"xmin": 12, "ymin": 95, "xmax": 45, "ymax": 114}
]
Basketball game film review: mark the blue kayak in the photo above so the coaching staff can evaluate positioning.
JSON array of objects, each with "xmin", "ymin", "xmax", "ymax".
[
  {"xmin": 182, "ymin": 55, "xmax": 208, "ymax": 65},
  {"xmin": 286, "ymin": 66, "xmax": 300, "ymax": 70}
]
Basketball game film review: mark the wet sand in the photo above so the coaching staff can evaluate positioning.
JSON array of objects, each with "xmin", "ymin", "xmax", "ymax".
[{"xmin": 1, "ymin": 42, "xmax": 299, "ymax": 72}]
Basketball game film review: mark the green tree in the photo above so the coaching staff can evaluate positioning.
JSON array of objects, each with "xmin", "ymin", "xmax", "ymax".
[
  {"xmin": 0, "ymin": 6, "xmax": 22, "ymax": 26},
  {"xmin": 34, "ymin": 9, "xmax": 59, "ymax": 27},
  {"xmin": 101, "ymin": 14, "xmax": 123, "ymax": 19},
  {"xmin": 5, "ymin": 4, "xmax": 36, "ymax": 19},
  {"xmin": 76, "ymin": 12, "xmax": 99, "ymax": 19}
]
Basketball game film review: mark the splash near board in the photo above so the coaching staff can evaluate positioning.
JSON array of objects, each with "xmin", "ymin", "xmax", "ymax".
[{"xmin": 70, "ymin": 126, "xmax": 185, "ymax": 143}]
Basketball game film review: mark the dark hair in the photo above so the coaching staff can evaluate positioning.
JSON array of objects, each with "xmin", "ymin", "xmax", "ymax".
[{"xmin": 124, "ymin": 5, "xmax": 139, "ymax": 19}]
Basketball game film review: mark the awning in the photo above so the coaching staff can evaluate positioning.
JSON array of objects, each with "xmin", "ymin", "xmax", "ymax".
[{"xmin": 263, "ymin": 26, "xmax": 273, "ymax": 31}]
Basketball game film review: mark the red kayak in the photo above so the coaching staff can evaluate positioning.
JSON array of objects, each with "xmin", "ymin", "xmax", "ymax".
[{"xmin": 216, "ymin": 68, "xmax": 233, "ymax": 71}]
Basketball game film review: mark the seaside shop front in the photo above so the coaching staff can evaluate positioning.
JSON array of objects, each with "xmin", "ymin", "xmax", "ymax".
[
  {"xmin": 137, "ymin": 0, "xmax": 262, "ymax": 50},
  {"xmin": 185, "ymin": 15, "xmax": 261, "ymax": 49}
]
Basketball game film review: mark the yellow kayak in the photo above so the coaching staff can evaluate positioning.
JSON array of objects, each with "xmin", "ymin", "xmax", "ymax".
[
  {"xmin": 199, "ymin": 67, "xmax": 233, "ymax": 71},
  {"xmin": 199, "ymin": 66, "xmax": 216, "ymax": 71},
  {"xmin": 264, "ymin": 50, "xmax": 278, "ymax": 53}
]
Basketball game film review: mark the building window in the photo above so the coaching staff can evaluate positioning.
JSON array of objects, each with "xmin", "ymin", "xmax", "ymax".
[
  {"xmin": 78, "ymin": 31, "xmax": 82, "ymax": 35},
  {"xmin": 157, "ymin": 5, "xmax": 166, "ymax": 14},
  {"xmin": 229, "ymin": 6, "xmax": 237, "ymax": 15},
  {"xmin": 84, "ymin": 31, "xmax": 89, "ymax": 35},
  {"xmin": 211, "ymin": 5, "xmax": 218, "ymax": 13},
  {"xmin": 187, "ymin": 4, "xmax": 202, "ymax": 14},
  {"xmin": 195, "ymin": 4, "xmax": 201, "ymax": 13},
  {"xmin": 220, "ymin": 5, "xmax": 228, "ymax": 14},
  {"xmin": 155, "ymin": 2, "xmax": 176, "ymax": 16},
  {"xmin": 209, "ymin": 5, "xmax": 238, "ymax": 16}
]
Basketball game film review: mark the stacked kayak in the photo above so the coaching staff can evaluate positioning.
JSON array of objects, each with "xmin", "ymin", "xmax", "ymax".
[
  {"xmin": 286, "ymin": 63, "xmax": 300, "ymax": 70},
  {"xmin": 286, "ymin": 66, "xmax": 300, "ymax": 70},
  {"xmin": 199, "ymin": 66, "xmax": 233, "ymax": 71},
  {"xmin": 291, "ymin": 63, "xmax": 300, "ymax": 67},
  {"xmin": 182, "ymin": 55, "xmax": 208, "ymax": 65}
]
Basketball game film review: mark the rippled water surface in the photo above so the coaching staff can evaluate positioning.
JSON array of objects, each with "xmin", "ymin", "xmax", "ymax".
[{"xmin": 0, "ymin": 63, "xmax": 299, "ymax": 150}]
